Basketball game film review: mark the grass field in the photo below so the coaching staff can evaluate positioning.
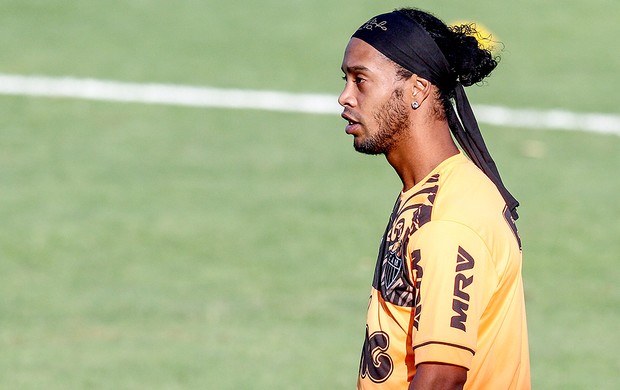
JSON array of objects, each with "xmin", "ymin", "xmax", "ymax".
[{"xmin": 1, "ymin": 1, "xmax": 619, "ymax": 389}]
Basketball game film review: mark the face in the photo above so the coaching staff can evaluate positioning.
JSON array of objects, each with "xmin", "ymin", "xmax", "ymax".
[{"xmin": 339, "ymin": 38, "xmax": 410, "ymax": 155}]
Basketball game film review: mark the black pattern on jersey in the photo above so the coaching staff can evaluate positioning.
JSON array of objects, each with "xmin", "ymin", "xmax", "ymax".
[
  {"xmin": 372, "ymin": 174, "xmax": 439, "ymax": 307},
  {"xmin": 503, "ymin": 205, "xmax": 522, "ymax": 250},
  {"xmin": 359, "ymin": 326, "xmax": 393, "ymax": 383},
  {"xmin": 411, "ymin": 249, "xmax": 423, "ymax": 329}
]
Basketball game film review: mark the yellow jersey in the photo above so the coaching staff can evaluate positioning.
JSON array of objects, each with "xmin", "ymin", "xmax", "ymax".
[{"xmin": 357, "ymin": 153, "xmax": 530, "ymax": 389}]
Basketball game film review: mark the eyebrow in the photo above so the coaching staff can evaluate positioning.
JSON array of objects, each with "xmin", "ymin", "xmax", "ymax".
[{"xmin": 341, "ymin": 65, "xmax": 371, "ymax": 73}]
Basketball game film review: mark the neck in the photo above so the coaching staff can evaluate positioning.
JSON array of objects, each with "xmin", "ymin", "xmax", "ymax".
[{"xmin": 385, "ymin": 116, "xmax": 459, "ymax": 192}]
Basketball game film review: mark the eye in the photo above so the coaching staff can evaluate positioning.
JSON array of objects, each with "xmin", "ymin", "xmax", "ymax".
[{"xmin": 341, "ymin": 74, "xmax": 366, "ymax": 85}]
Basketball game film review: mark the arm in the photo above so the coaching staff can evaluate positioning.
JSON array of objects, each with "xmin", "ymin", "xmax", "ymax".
[
  {"xmin": 408, "ymin": 363, "xmax": 467, "ymax": 390},
  {"xmin": 407, "ymin": 223, "xmax": 496, "ymax": 389}
]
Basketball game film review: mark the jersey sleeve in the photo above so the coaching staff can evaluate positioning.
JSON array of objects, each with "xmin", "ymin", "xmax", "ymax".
[{"xmin": 407, "ymin": 220, "xmax": 499, "ymax": 370}]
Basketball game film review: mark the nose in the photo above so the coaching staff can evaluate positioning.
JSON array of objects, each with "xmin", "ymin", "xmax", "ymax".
[{"xmin": 338, "ymin": 82, "xmax": 356, "ymax": 108}]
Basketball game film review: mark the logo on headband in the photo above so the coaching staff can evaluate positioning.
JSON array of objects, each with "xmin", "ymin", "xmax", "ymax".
[{"xmin": 359, "ymin": 18, "xmax": 388, "ymax": 31}]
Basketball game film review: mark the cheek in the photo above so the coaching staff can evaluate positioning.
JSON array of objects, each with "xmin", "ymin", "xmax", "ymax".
[{"xmin": 364, "ymin": 93, "xmax": 389, "ymax": 115}]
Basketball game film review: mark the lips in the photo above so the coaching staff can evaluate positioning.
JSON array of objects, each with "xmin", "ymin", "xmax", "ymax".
[{"xmin": 341, "ymin": 111, "xmax": 361, "ymax": 134}]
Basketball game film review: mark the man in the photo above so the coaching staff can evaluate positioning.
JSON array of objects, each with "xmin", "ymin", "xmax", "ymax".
[{"xmin": 338, "ymin": 8, "xmax": 530, "ymax": 389}]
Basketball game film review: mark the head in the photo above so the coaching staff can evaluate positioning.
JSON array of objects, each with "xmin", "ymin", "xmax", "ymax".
[
  {"xmin": 339, "ymin": 38, "xmax": 416, "ymax": 155},
  {"xmin": 338, "ymin": 8, "xmax": 499, "ymax": 154}
]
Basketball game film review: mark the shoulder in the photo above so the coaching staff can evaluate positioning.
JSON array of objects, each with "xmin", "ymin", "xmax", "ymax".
[
  {"xmin": 409, "ymin": 220, "xmax": 492, "ymax": 266},
  {"xmin": 425, "ymin": 155, "xmax": 522, "ymax": 272},
  {"xmin": 432, "ymin": 154, "xmax": 506, "ymax": 226}
]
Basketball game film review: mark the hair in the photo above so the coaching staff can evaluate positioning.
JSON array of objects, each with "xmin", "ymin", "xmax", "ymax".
[{"xmin": 395, "ymin": 7, "xmax": 500, "ymax": 118}]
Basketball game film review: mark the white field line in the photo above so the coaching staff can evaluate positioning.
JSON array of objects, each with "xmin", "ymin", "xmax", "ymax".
[{"xmin": 1, "ymin": 73, "xmax": 619, "ymax": 136}]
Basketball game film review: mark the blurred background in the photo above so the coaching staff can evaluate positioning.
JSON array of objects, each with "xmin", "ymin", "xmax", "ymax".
[{"xmin": 1, "ymin": 0, "xmax": 618, "ymax": 388}]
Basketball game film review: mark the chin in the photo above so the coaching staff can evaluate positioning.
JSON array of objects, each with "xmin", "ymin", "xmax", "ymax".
[{"xmin": 354, "ymin": 141, "xmax": 384, "ymax": 155}]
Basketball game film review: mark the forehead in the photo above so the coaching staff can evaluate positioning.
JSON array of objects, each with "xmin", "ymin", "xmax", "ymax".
[{"xmin": 341, "ymin": 38, "xmax": 395, "ymax": 74}]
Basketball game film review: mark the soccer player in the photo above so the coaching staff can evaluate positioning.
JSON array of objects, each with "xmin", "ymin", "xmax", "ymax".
[{"xmin": 338, "ymin": 8, "xmax": 531, "ymax": 390}]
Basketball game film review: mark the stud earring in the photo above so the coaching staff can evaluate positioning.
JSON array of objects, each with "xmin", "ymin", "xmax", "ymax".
[{"xmin": 412, "ymin": 101, "xmax": 420, "ymax": 109}]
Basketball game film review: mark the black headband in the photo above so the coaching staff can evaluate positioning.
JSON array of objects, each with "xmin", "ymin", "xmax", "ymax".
[
  {"xmin": 352, "ymin": 11, "xmax": 520, "ymax": 220},
  {"xmin": 352, "ymin": 11, "xmax": 453, "ymax": 91}
]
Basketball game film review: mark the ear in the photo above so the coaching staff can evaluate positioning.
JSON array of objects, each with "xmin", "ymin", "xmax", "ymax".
[{"xmin": 408, "ymin": 75, "xmax": 433, "ymax": 108}]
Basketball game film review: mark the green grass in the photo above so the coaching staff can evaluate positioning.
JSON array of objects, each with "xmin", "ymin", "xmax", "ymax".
[
  {"xmin": 491, "ymin": 128, "xmax": 620, "ymax": 389},
  {"xmin": 1, "ymin": 1, "xmax": 619, "ymax": 389}
]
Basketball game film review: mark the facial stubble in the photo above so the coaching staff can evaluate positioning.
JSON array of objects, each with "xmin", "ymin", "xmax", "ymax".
[{"xmin": 354, "ymin": 88, "xmax": 410, "ymax": 155}]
